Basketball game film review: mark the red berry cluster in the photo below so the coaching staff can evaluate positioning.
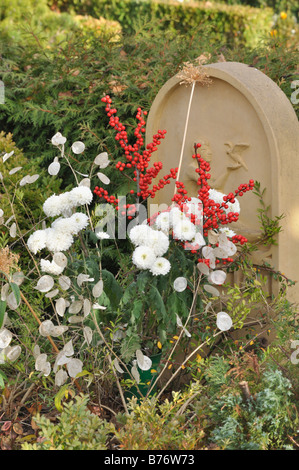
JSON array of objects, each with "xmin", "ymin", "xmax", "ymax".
[
  {"xmin": 197, "ymin": 256, "xmax": 235, "ymax": 266},
  {"xmin": 94, "ymin": 95, "xmax": 179, "ymax": 207},
  {"xmin": 93, "ymin": 187, "xmax": 119, "ymax": 207},
  {"xmin": 231, "ymin": 234, "xmax": 248, "ymax": 245},
  {"xmin": 164, "ymin": 143, "xmax": 255, "ymax": 265},
  {"xmin": 187, "ymin": 148, "xmax": 255, "ymax": 239}
]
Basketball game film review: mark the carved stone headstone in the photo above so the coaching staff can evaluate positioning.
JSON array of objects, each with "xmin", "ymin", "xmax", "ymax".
[{"xmin": 146, "ymin": 62, "xmax": 299, "ymax": 303}]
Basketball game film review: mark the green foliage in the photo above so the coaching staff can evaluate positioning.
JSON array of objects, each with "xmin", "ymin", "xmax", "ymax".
[
  {"xmin": 207, "ymin": 0, "xmax": 298, "ymax": 17},
  {"xmin": 268, "ymin": 297, "xmax": 299, "ymax": 392},
  {"xmin": 115, "ymin": 382, "xmax": 204, "ymax": 450},
  {"xmin": 22, "ymin": 394, "xmax": 114, "ymax": 450},
  {"xmin": 208, "ymin": 366, "xmax": 297, "ymax": 449},
  {"xmin": 0, "ymin": 0, "xmax": 121, "ymax": 46},
  {"xmin": 49, "ymin": 0, "xmax": 274, "ymax": 47},
  {"xmin": 0, "ymin": 21, "xmax": 297, "ymax": 188},
  {"xmin": 117, "ymin": 246, "xmax": 197, "ymax": 361},
  {"xmin": 114, "ymin": 349, "xmax": 298, "ymax": 450},
  {"xmin": 253, "ymin": 181, "xmax": 284, "ymax": 246}
]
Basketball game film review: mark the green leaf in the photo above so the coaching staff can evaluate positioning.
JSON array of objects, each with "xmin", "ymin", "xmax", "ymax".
[
  {"xmin": 120, "ymin": 332, "xmax": 141, "ymax": 363},
  {"xmin": 131, "ymin": 299, "xmax": 144, "ymax": 322},
  {"xmin": 148, "ymin": 285, "xmax": 167, "ymax": 320},
  {"xmin": 0, "ymin": 370, "xmax": 7, "ymax": 389},
  {"xmin": 9, "ymin": 282, "xmax": 21, "ymax": 306},
  {"xmin": 101, "ymin": 269, "xmax": 123, "ymax": 310},
  {"xmin": 54, "ymin": 384, "xmax": 75, "ymax": 412},
  {"xmin": 121, "ymin": 282, "xmax": 136, "ymax": 305},
  {"xmin": 136, "ymin": 271, "xmax": 151, "ymax": 293},
  {"xmin": 0, "ymin": 300, "xmax": 6, "ymax": 329}
]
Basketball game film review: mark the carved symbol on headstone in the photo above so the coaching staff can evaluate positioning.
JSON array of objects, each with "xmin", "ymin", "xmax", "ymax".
[
  {"xmin": 186, "ymin": 139, "xmax": 250, "ymax": 193},
  {"xmin": 224, "ymin": 142, "xmax": 249, "ymax": 171}
]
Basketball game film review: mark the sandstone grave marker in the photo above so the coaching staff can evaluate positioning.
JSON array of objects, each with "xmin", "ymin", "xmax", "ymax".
[{"xmin": 146, "ymin": 61, "xmax": 299, "ymax": 303}]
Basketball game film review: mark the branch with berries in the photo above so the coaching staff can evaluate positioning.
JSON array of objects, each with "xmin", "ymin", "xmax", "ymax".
[{"xmin": 94, "ymin": 95, "xmax": 179, "ymax": 219}]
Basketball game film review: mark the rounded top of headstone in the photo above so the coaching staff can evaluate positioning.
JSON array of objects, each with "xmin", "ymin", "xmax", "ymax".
[{"xmin": 147, "ymin": 61, "xmax": 298, "ymax": 166}]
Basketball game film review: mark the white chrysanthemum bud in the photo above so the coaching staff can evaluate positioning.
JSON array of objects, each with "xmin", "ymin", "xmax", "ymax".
[{"xmin": 95, "ymin": 230, "xmax": 110, "ymax": 240}]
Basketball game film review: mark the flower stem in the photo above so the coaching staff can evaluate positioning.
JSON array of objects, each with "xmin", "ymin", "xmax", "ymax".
[{"xmin": 173, "ymin": 80, "xmax": 196, "ymax": 200}]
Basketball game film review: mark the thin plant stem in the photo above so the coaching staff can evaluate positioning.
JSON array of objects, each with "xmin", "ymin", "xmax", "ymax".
[
  {"xmin": 155, "ymin": 330, "xmax": 223, "ymax": 401},
  {"xmin": 147, "ymin": 273, "xmax": 202, "ymax": 397},
  {"xmin": 173, "ymin": 80, "xmax": 195, "ymax": 199},
  {"xmin": 90, "ymin": 310, "xmax": 135, "ymax": 413}
]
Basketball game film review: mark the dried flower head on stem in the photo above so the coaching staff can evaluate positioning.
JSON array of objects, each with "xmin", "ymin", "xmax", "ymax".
[
  {"xmin": 0, "ymin": 247, "xmax": 19, "ymax": 276},
  {"xmin": 177, "ymin": 61, "xmax": 212, "ymax": 87}
]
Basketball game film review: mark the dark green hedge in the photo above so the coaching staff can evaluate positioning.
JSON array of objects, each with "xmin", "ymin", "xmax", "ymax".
[{"xmin": 48, "ymin": 0, "xmax": 273, "ymax": 47}]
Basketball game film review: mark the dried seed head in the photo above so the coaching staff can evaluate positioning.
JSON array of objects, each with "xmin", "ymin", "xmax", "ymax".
[
  {"xmin": 177, "ymin": 61, "xmax": 212, "ymax": 87},
  {"xmin": 0, "ymin": 247, "xmax": 19, "ymax": 276}
]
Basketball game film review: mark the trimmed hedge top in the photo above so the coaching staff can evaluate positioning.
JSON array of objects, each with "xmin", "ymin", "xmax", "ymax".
[{"xmin": 49, "ymin": 0, "xmax": 274, "ymax": 47}]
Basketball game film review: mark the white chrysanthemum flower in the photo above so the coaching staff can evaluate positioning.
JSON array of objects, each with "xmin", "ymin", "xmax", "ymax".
[
  {"xmin": 27, "ymin": 230, "xmax": 47, "ymax": 254},
  {"xmin": 132, "ymin": 245, "xmax": 156, "ymax": 270},
  {"xmin": 51, "ymin": 217, "xmax": 72, "ymax": 234},
  {"xmin": 45, "ymin": 228, "xmax": 74, "ymax": 253},
  {"xmin": 68, "ymin": 186, "xmax": 93, "ymax": 207},
  {"xmin": 150, "ymin": 257, "xmax": 171, "ymax": 276},
  {"xmin": 58, "ymin": 192, "xmax": 75, "ymax": 217},
  {"xmin": 43, "ymin": 194, "xmax": 63, "ymax": 218},
  {"xmin": 169, "ymin": 207, "xmax": 188, "ymax": 227},
  {"xmin": 95, "ymin": 231, "xmax": 110, "ymax": 240},
  {"xmin": 69, "ymin": 212, "xmax": 89, "ymax": 235},
  {"xmin": 208, "ymin": 189, "xmax": 240, "ymax": 215},
  {"xmin": 40, "ymin": 259, "xmax": 65, "ymax": 275},
  {"xmin": 172, "ymin": 219, "xmax": 196, "ymax": 241},
  {"xmin": 155, "ymin": 211, "xmax": 171, "ymax": 232},
  {"xmin": 44, "ymin": 188, "xmax": 93, "ymax": 218},
  {"xmin": 208, "ymin": 189, "xmax": 225, "ymax": 205},
  {"xmin": 129, "ymin": 224, "xmax": 152, "ymax": 246},
  {"xmin": 143, "ymin": 229, "xmax": 169, "ymax": 257},
  {"xmin": 219, "ymin": 227, "xmax": 236, "ymax": 238}
]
